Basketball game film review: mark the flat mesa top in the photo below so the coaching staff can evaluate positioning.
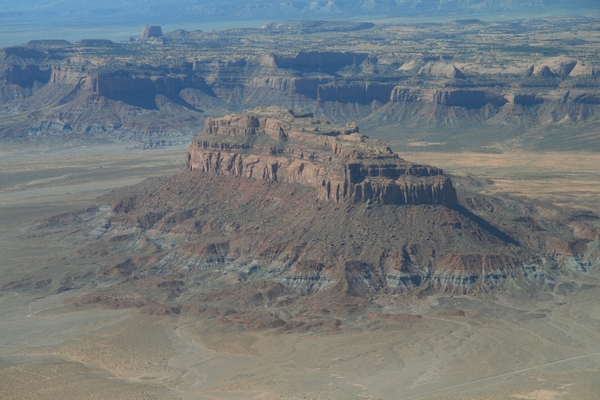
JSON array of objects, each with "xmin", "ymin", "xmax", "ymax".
[
  {"xmin": 211, "ymin": 106, "xmax": 360, "ymax": 135},
  {"xmin": 196, "ymin": 106, "xmax": 402, "ymax": 162}
]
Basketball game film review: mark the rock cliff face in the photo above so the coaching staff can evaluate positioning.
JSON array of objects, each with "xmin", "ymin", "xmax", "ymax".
[
  {"xmin": 317, "ymin": 82, "xmax": 395, "ymax": 104},
  {"xmin": 2, "ymin": 65, "xmax": 50, "ymax": 87},
  {"xmin": 92, "ymin": 71, "xmax": 209, "ymax": 98},
  {"xmin": 250, "ymin": 76, "xmax": 327, "ymax": 99},
  {"xmin": 389, "ymin": 88, "xmax": 508, "ymax": 108},
  {"xmin": 187, "ymin": 107, "xmax": 457, "ymax": 206}
]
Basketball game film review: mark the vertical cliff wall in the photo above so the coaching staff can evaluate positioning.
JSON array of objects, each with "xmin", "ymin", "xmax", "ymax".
[{"xmin": 187, "ymin": 107, "xmax": 457, "ymax": 206}]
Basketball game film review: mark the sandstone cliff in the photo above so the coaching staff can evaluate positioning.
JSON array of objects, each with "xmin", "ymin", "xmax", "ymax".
[
  {"xmin": 2, "ymin": 65, "xmax": 50, "ymax": 87},
  {"xmin": 187, "ymin": 107, "xmax": 457, "ymax": 206},
  {"xmin": 317, "ymin": 82, "xmax": 395, "ymax": 104},
  {"xmin": 92, "ymin": 71, "xmax": 209, "ymax": 99}
]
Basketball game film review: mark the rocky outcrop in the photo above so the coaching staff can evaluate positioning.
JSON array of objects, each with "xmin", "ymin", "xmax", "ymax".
[
  {"xmin": 49, "ymin": 66, "xmax": 87, "ymax": 85},
  {"xmin": 389, "ymin": 87, "xmax": 430, "ymax": 103},
  {"xmin": 187, "ymin": 107, "xmax": 457, "ymax": 206},
  {"xmin": 533, "ymin": 65, "xmax": 556, "ymax": 77},
  {"xmin": 533, "ymin": 57, "xmax": 579, "ymax": 78},
  {"xmin": 510, "ymin": 94, "xmax": 544, "ymax": 106},
  {"xmin": 3, "ymin": 61, "xmax": 211, "ymax": 100},
  {"xmin": 141, "ymin": 26, "xmax": 163, "ymax": 39},
  {"xmin": 418, "ymin": 62, "xmax": 465, "ymax": 79},
  {"xmin": 74, "ymin": 161, "xmax": 598, "ymax": 303},
  {"xmin": 569, "ymin": 61, "xmax": 600, "ymax": 78}
]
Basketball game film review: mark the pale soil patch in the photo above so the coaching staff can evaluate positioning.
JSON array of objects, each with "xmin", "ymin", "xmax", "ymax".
[
  {"xmin": 0, "ymin": 357, "xmax": 179, "ymax": 400},
  {"xmin": 407, "ymin": 142, "xmax": 445, "ymax": 147},
  {"xmin": 24, "ymin": 316, "xmax": 178, "ymax": 378},
  {"xmin": 398, "ymin": 151, "xmax": 600, "ymax": 211},
  {"xmin": 512, "ymin": 389, "xmax": 568, "ymax": 399},
  {"xmin": 0, "ymin": 145, "xmax": 186, "ymax": 226}
]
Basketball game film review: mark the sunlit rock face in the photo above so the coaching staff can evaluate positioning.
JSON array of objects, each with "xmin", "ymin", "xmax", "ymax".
[{"xmin": 187, "ymin": 107, "xmax": 457, "ymax": 206}]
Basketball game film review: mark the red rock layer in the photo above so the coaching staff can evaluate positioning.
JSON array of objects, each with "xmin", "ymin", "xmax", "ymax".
[{"xmin": 186, "ymin": 108, "xmax": 457, "ymax": 206}]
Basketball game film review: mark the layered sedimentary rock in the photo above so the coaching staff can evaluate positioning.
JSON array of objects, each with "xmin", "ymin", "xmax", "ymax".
[
  {"xmin": 91, "ymin": 71, "xmax": 209, "ymax": 98},
  {"xmin": 41, "ymin": 65, "xmax": 211, "ymax": 105},
  {"xmin": 1, "ymin": 18, "xmax": 600, "ymax": 144},
  {"xmin": 2, "ymin": 65, "xmax": 51, "ymax": 86},
  {"xmin": 390, "ymin": 88, "xmax": 508, "ymax": 108},
  {"xmin": 317, "ymin": 82, "xmax": 395, "ymax": 104},
  {"xmin": 187, "ymin": 107, "xmax": 457, "ymax": 205},
  {"xmin": 250, "ymin": 76, "xmax": 327, "ymax": 99}
]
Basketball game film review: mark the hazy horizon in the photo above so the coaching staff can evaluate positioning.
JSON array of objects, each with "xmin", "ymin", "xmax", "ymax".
[{"xmin": 1, "ymin": 0, "xmax": 597, "ymax": 47}]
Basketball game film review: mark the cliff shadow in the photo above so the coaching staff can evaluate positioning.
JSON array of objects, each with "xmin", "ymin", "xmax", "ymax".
[
  {"xmin": 451, "ymin": 204, "xmax": 521, "ymax": 247},
  {"xmin": 165, "ymin": 94, "xmax": 203, "ymax": 112},
  {"xmin": 105, "ymin": 92, "xmax": 203, "ymax": 112},
  {"xmin": 107, "ymin": 92, "xmax": 159, "ymax": 109}
]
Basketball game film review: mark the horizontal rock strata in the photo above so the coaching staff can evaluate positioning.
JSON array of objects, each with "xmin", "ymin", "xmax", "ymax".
[{"xmin": 187, "ymin": 107, "xmax": 457, "ymax": 205}]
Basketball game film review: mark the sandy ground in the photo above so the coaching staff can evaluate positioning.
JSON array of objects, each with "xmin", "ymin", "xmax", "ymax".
[
  {"xmin": 1, "ymin": 145, "xmax": 600, "ymax": 399},
  {"xmin": 398, "ymin": 151, "xmax": 600, "ymax": 211}
]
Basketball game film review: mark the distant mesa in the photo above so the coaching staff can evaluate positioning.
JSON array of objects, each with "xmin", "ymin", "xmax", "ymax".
[
  {"xmin": 260, "ymin": 20, "xmax": 375, "ymax": 33},
  {"xmin": 261, "ymin": 22, "xmax": 277, "ymax": 30},
  {"xmin": 447, "ymin": 19, "xmax": 486, "ymax": 25},
  {"xmin": 141, "ymin": 25, "xmax": 163, "ymax": 39},
  {"xmin": 25, "ymin": 40, "xmax": 71, "ymax": 48},
  {"xmin": 76, "ymin": 39, "xmax": 115, "ymax": 47},
  {"xmin": 1, "ymin": 46, "xmax": 46, "ymax": 61},
  {"xmin": 398, "ymin": 59, "xmax": 424, "ymax": 72}
]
